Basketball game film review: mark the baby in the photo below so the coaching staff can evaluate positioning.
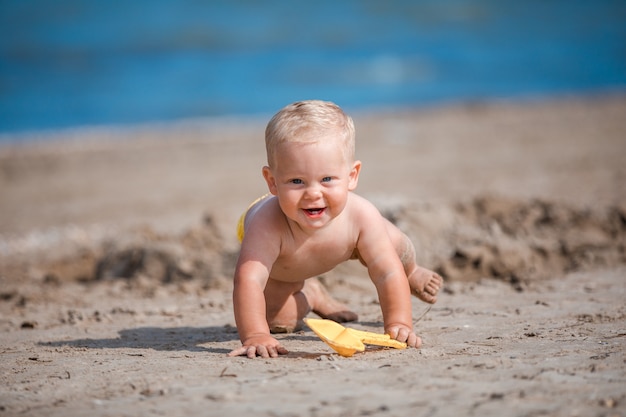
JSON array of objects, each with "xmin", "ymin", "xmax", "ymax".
[{"xmin": 229, "ymin": 100, "xmax": 443, "ymax": 358}]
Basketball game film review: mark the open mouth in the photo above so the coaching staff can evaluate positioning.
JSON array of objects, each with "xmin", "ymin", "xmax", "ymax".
[{"xmin": 304, "ymin": 208, "xmax": 326, "ymax": 217}]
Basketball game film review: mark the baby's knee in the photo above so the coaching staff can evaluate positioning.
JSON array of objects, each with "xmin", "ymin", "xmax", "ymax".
[
  {"xmin": 269, "ymin": 319, "xmax": 303, "ymax": 334},
  {"xmin": 265, "ymin": 288, "xmax": 309, "ymax": 334}
]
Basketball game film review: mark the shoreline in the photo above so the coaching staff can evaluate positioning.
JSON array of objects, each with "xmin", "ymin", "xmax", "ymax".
[{"xmin": 2, "ymin": 91, "xmax": 625, "ymax": 147}]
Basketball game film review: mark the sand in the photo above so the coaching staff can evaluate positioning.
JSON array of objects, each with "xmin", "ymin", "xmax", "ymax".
[{"xmin": 1, "ymin": 95, "xmax": 625, "ymax": 416}]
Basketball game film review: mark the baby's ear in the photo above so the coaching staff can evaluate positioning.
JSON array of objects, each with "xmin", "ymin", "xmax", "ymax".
[
  {"xmin": 262, "ymin": 166, "xmax": 278, "ymax": 195},
  {"xmin": 348, "ymin": 160, "xmax": 362, "ymax": 191}
]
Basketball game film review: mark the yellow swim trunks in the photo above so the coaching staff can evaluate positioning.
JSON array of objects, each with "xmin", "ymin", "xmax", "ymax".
[{"xmin": 236, "ymin": 193, "xmax": 272, "ymax": 243}]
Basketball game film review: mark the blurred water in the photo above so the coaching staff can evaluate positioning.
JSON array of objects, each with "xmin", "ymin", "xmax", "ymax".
[{"xmin": 1, "ymin": 0, "xmax": 625, "ymax": 137}]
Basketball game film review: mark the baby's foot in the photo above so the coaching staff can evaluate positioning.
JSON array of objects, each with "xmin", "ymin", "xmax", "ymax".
[
  {"xmin": 303, "ymin": 278, "xmax": 358, "ymax": 323},
  {"xmin": 408, "ymin": 266, "xmax": 443, "ymax": 304}
]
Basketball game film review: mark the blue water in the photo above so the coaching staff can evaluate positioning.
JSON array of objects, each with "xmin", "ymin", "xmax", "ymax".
[{"xmin": 1, "ymin": 0, "xmax": 625, "ymax": 137}]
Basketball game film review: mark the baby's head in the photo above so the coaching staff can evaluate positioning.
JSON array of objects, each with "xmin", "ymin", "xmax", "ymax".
[{"xmin": 265, "ymin": 100, "xmax": 355, "ymax": 168}]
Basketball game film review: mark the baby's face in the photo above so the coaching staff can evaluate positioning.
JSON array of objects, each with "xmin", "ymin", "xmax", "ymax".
[{"xmin": 264, "ymin": 136, "xmax": 359, "ymax": 231}]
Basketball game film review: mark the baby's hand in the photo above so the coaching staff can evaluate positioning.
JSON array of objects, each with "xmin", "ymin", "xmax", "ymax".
[
  {"xmin": 385, "ymin": 325, "xmax": 422, "ymax": 348},
  {"xmin": 228, "ymin": 334, "xmax": 288, "ymax": 359}
]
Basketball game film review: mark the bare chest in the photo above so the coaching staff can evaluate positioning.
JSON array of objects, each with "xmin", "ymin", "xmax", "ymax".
[{"xmin": 269, "ymin": 235, "xmax": 356, "ymax": 282}]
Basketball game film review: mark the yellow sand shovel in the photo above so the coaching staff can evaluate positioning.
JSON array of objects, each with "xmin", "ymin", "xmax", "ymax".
[{"xmin": 304, "ymin": 318, "xmax": 407, "ymax": 357}]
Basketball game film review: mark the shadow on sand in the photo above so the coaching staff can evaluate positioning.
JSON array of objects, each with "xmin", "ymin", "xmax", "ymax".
[
  {"xmin": 39, "ymin": 325, "xmax": 241, "ymax": 354},
  {"xmin": 38, "ymin": 326, "xmax": 328, "ymax": 356}
]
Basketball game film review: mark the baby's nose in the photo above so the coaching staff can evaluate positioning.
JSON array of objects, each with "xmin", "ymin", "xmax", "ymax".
[{"xmin": 304, "ymin": 184, "xmax": 323, "ymax": 198}]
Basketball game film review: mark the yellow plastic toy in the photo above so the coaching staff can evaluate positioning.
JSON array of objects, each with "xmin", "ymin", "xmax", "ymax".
[{"xmin": 304, "ymin": 318, "xmax": 407, "ymax": 357}]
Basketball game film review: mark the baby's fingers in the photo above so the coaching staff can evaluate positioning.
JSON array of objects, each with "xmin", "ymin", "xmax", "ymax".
[
  {"xmin": 227, "ymin": 344, "xmax": 288, "ymax": 358},
  {"xmin": 395, "ymin": 327, "xmax": 411, "ymax": 343},
  {"xmin": 386, "ymin": 325, "xmax": 422, "ymax": 348},
  {"xmin": 275, "ymin": 345, "xmax": 289, "ymax": 356},
  {"xmin": 228, "ymin": 346, "xmax": 249, "ymax": 357},
  {"xmin": 386, "ymin": 326, "xmax": 409, "ymax": 342},
  {"xmin": 265, "ymin": 345, "xmax": 289, "ymax": 358},
  {"xmin": 406, "ymin": 332, "xmax": 422, "ymax": 349},
  {"xmin": 227, "ymin": 345, "xmax": 261, "ymax": 358}
]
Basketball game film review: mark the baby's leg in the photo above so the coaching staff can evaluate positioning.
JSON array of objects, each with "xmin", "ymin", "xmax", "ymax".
[
  {"xmin": 264, "ymin": 277, "xmax": 358, "ymax": 333},
  {"xmin": 385, "ymin": 219, "xmax": 443, "ymax": 304},
  {"xmin": 264, "ymin": 278, "xmax": 310, "ymax": 333},
  {"xmin": 302, "ymin": 278, "xmax": 358, "ymax": 323}
]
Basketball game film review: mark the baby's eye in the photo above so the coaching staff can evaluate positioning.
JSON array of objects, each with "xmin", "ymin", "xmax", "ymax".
[
  {"xmin": 290, "ymin": 179, "xmax": 303, "ymax": 184},
  {"xmin": 321, "ymin": 176, "xmax": 332, "ymax": 182}
]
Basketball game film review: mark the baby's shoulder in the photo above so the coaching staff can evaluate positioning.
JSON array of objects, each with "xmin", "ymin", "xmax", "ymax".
[
  {"xmin": 345, "ymin": 193, "xmax": 387, "ymax": 231},
  {"xmin": 249, "ymin": 197, "xmax": 286, "ymax": 228},
  {"xmin": 347, "ymin": 193, "xmax": 382, "ymax": 217}
]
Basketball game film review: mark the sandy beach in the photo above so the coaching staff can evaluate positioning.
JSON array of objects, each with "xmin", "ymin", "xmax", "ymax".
[{"xmin": 1, "ymin": 95, "xmax": 625, "ymax": 416}]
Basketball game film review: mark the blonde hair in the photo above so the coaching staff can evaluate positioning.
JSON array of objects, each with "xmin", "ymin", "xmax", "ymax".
[{"xmin": 265, "ymin": 100, "xmax": 355, "ymax": 167}]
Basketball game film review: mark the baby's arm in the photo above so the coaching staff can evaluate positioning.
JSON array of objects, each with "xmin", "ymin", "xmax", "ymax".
[
  {"xmin": 229, "ymin": 259, "xmax": 287, "ymax": 358},
  {"xmin": 354, "ymin": 201, "xmax": 421, "ymax": 348},
  {"xmin": 228, "ymin": 215, "xmax": 287, "ymax": 358}
]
